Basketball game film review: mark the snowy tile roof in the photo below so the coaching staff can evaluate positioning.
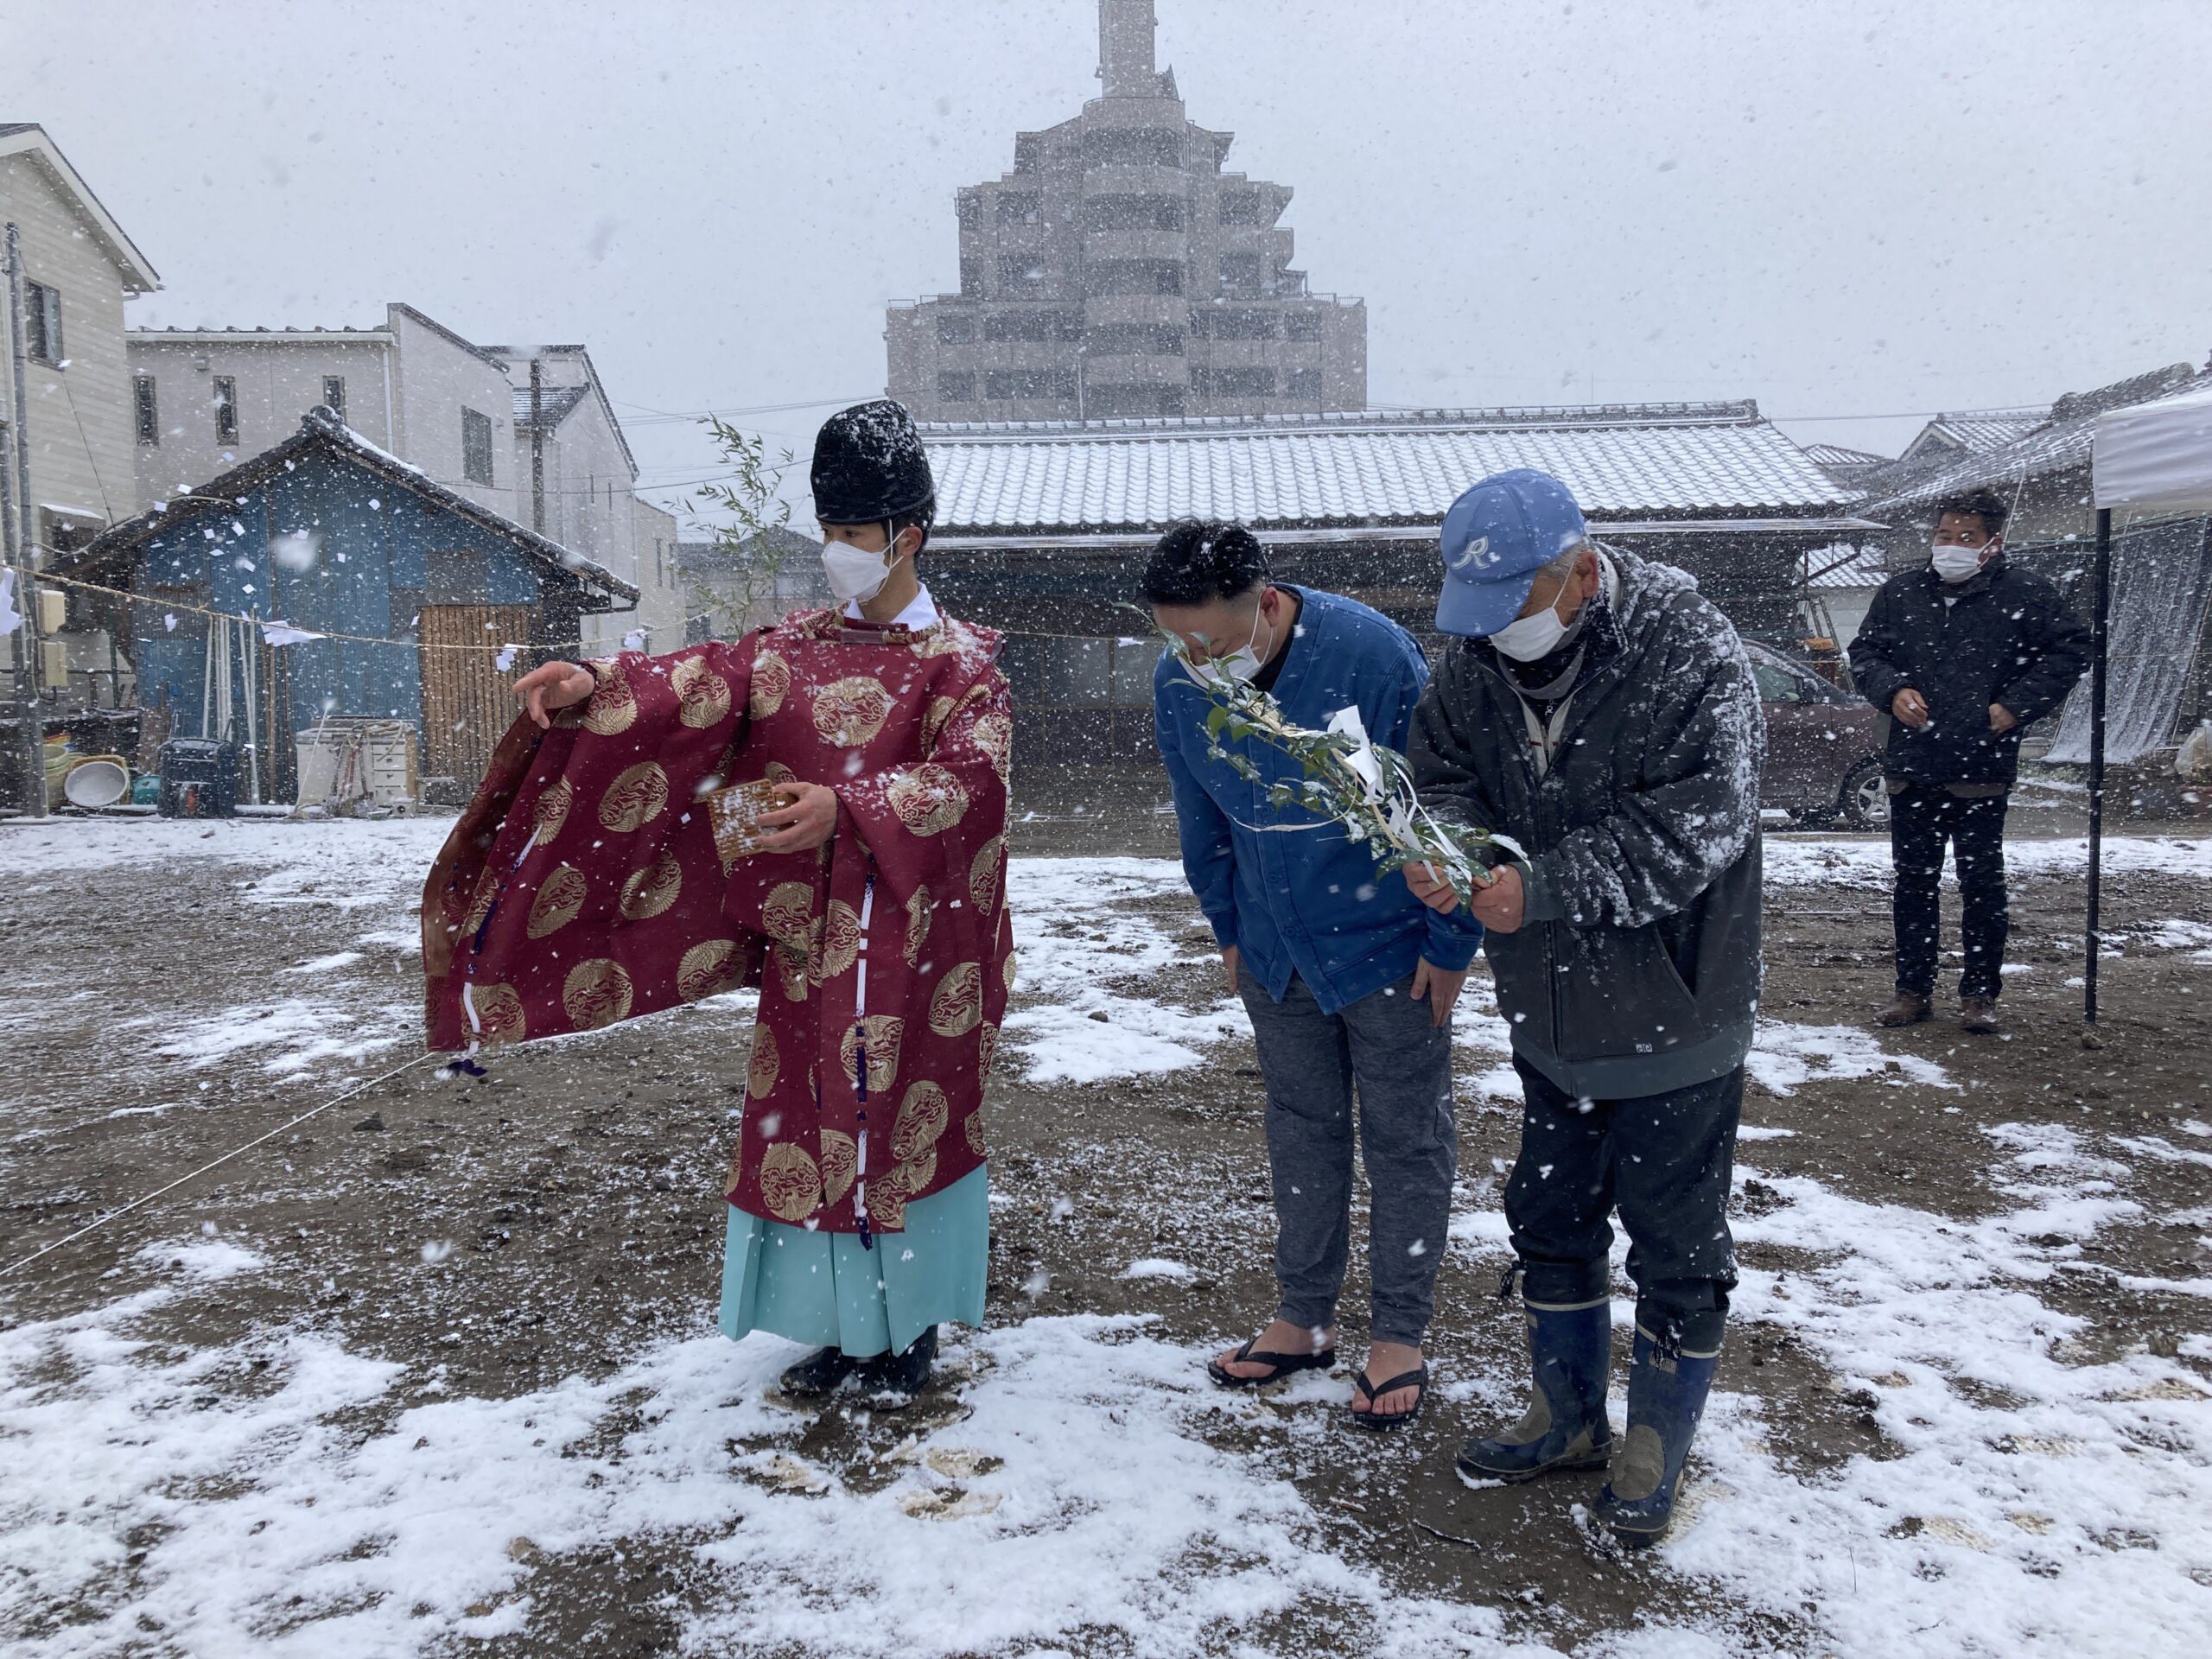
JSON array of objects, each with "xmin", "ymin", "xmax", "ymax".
[
  {"xmin": 74, "ymin": 408, "xmax": 637, "ymax": 602},
  {"xmin": 1803, "ymin": 543, "xmax": 1891, "ymax": 588},
  {"xmin": 1802, "ymin": 442, "xmax": 1891, "ymax": 467},
  {"xmin": 1862, "ymin": 370, "xmax": 2212, "ymax": 522},
  {"xmin": 1922, "ymin": 414, "xmax": 2046, "ymax": 454},
  {"xmin": 920, "ymin": 403, "xmax": 1847, "ymax": 536},
  {"xmin": 511, "ymin": 385, "xmax": 591, "ymax": 428}
]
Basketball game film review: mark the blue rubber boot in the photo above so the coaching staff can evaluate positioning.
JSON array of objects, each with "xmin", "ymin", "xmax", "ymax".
[
  {"xmin": 1598, "ymin": 1318, "xmax": 1722, "ymax": 1545},
  {"xmin": 1455, "ymin": 1298, "xmax": 1612, "ymax": 1484}
]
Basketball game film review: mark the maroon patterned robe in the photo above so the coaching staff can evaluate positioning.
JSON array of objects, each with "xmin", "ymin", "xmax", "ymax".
[{"xmin": 422, "ymin": 607, "xmax": 1014, "ymax": 1236}]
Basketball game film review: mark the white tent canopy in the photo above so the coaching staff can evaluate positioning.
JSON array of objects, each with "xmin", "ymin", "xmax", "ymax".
[
  {"xmin": 2079, "ymin": 379, "xmax": 2212, "ymax": 1025},
  {"xmin": 2093, "ymin": 385, "xmax": 2212, "ymax": 514}
]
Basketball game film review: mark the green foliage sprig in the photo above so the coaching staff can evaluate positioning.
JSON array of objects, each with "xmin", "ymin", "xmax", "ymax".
[
  {"xmin": 687, "ymin": 418, "xmax": 798, "ymax": 640},
  {"xmin": 1156, "ymin": 621, "xmax": 1510, "ymax": 908}
]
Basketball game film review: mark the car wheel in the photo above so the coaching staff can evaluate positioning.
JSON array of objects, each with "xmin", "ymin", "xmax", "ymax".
[{"xmin": 1839, "ymin": 760, "xmax": 1889, "ymax": 830}]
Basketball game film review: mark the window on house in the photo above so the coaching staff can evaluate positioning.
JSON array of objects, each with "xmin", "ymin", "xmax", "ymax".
[
  {"xmin": 984, "ymin": 368, "xmax": 1078, "ymax": 401},
  {"xmin": 936, "ymin": 312, "xmax": 976, "ymax": 344},
  {"xmin": 41, "ymin": 511, "xmax": 99, "ymax": 556},
  {"xmin": 996, "ymin": 192, "xmax": 1043, "ymax": 226},
  {"xmin": 996, "ymin": 254, "xmax": 1048, "ymax": 293},
  {"xmin": 1084, "ymin": 324, "xmax": 1184, "ymax": 358},
  {"xmin": 1043, "ymin": 637, "xmax": 1114, "ymax": 707},
  {"xmin": 462, "ymin": 408, "xmax": 494, "ymax": 484},
  {"xmin": 1218, "ymin": 192, "xmax": 1280, "ymax": 227},
  {"xmin": 1219, "ymin": 253, "xmax": 1268, "ymax": 294},
  {"xmin": 134, "ymin": 377, "xmax": 159, "ymax": 444},
  {"xmin": 322, "ymin": 376, "xmax": 346, "ymax": 422},
  {"xmin": 1192, "ymin": 365, "xmax": 1276, "ymax": 398},
  {"xmin": 1210, "ymin": 309, "xmax": 1279, "ymax": 340},
  {"xmin": 24, "ymin": 282, "xmax": 61, "ymax": 365},
  {"xmin": 1084, "ymin": 260, "xmax": 1183, "ymax": 297},
  {"xmin": 1287, "ymin": 368, "xmax": 1323, "ymax": 400},
  {"xmin": 1286, "ymin": 312, "xmax": 1325, "ymax": 342},
  {"xmin": 212, "ymin": 376, "xmax": 238, "ymax": 443},
  {"xmin": 1088, "ymin": 385, "xmax": 1185, "ymax": 419},
  {"xmin": 1083, "ymin": 194, "xmax": 1185, "ymax": 232},
  {"xmin": 1110, "ymin": 639, "xmax": 1165, "ymax": 705},
  {"xmin": 938, "ymin": 371, "xmax": 977, "ymax": 403},
  {"xmin": 1080, "ymin": 128, "xmax": 1181, "ymax": 168}
]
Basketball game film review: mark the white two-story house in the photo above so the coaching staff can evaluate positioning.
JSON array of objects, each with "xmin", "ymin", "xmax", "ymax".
[
  {"xmin": 0, "ymin": 124, "xmax": 162, "ymax": 696},
  {"xmin": 127, "ymin": 306, "xmax": 682, "ymax": 653}
]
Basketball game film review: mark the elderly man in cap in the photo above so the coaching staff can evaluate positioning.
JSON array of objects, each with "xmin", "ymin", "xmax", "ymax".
[{"xmin": 1403, "ymin": 468, "xmax": 1764, "ymax": 1543}]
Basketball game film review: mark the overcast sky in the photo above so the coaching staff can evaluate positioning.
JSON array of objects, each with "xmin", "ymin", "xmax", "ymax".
[{"xmin": 13, "ymin": 0, "xmax": 2209, "ymax": 524}]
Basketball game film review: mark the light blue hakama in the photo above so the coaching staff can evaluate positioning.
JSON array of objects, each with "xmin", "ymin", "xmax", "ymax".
[{"xmin": 717, "ymin": 1165, "xmax": 989, "ymax": 1357}]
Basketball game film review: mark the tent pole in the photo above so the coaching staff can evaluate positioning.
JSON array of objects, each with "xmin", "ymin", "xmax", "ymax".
[{"xmin": 2084, "ymin": 506, "xmax": 2112, "ymax": 1026}]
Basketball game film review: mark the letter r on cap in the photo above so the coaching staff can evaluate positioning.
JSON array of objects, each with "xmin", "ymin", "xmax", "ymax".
[{"xmin": 1446, "ymin": 534, "xmax": 1496, "ymax": 572}]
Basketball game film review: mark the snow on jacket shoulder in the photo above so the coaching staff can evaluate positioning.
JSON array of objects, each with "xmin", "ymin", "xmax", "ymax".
[
  {"xmin": 1848, "ymin": 557, "xmax": 2089, "ymax": 787},
  {"xmin": 1409, "ymin": 547, "xmax": 1764, "ymax": 1100}
]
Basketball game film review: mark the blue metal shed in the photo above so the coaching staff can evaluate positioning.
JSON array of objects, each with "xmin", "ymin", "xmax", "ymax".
[{"xmin": 66, "ymin": 407, "xmax": 638, "ymax": 798}]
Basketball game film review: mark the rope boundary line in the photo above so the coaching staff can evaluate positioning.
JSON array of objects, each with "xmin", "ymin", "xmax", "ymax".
[{"xmin": 0, "ymin": 1052, "xmax": 440, "ymax": 1280}]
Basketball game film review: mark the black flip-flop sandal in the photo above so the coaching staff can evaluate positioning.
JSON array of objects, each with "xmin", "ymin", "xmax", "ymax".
[
  {"xmin": 1350, "ymin": 1364, "xmax": 1428, "ymax": 1430},
  {"xmin": 1207, "ymin": 1336, "xmax": 1338, "ymax": 1389}
]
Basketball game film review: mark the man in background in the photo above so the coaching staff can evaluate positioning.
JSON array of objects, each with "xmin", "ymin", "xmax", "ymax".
[{"xmin": 1850, "ymin": 489, "xmax": 2088, "ymax": 1033}]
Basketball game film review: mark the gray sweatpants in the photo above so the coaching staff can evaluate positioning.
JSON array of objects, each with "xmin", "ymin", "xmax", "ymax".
[{"xmin": 1238, "ymin": 971, "xmax": 1458, "ymax": 1348}]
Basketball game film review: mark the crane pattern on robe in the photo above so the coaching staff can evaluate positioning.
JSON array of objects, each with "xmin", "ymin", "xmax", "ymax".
[{"xmin": 421, "ymin": 606, "xmax": 1014, "ymax": 1238}]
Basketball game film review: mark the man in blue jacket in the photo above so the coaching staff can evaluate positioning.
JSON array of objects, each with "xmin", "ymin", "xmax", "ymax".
[{"xmin": 1146, "ymin": 520, "xmax": 1484, "ymax": 1428}]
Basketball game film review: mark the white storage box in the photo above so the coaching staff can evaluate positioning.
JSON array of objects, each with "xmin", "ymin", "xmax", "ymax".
[{"xmin": 296, "ymin": 719, "xmax": 420, "ymax": 806}]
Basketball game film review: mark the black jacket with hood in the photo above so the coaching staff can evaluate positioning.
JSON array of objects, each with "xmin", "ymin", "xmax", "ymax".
[
  {"xmin": 1847, "ymin": 555, "xmax": 2090, "ymax": 788},
  {"xmin": 1410, "ymin": 547, "xmax": 1765, "ymax": 1101}
]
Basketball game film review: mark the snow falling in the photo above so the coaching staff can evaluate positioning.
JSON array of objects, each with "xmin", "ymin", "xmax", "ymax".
[{"xmin": 0, "ymin": 820, "xmax": 2207, "ymax": 1656}]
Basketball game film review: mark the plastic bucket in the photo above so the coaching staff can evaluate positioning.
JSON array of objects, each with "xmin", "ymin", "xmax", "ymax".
[{"xmin": 62, "ymin": 757, "xmax": 131, "ymax": 808}]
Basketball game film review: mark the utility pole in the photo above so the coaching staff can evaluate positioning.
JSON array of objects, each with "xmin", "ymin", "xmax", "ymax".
[
  {"xmin": 5, "ymin": 222, "xmax": 46, "ymax": 817},
  {"xmin": 529, "ymin": 357, "xmax": 546, "ymax": 536}
]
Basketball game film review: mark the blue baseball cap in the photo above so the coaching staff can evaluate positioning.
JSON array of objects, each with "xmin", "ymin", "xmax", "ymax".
[{"xmin": 1434, "ymin": 468, "xmax": 1590, "ymax": 638}]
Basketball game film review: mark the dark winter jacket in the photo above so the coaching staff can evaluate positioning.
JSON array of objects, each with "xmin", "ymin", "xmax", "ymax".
[
  {"xmin": 1410, "ymin": 547, "xmax": 1765, "ymax": 1100},
  {"xmin": 1848, "ymin": 556, "xmax": 2089, "ymax": 788}
]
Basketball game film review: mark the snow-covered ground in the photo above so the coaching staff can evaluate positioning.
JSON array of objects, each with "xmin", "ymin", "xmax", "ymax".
[
  {"xmin": 2, "ymin": 819, "xmax": 2209, "ymax": 1656},
  {"xmin": 1764, "ymin": 832, "xmax": 2212, "ymax": 891}
]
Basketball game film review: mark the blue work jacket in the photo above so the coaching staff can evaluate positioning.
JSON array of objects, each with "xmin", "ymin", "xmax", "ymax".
[{"xmin": 1154, "ymin": 586, "xmax": 1484, "ymax": 1014}]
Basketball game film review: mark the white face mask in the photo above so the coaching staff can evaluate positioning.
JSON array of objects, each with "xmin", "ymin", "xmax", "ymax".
[
  {"xmin": 1190, "ymin": 602, "xmax": 1274, "ymax": 683},
  {"xmin": 822, "ymin": 528, "xmax": 905, "ymax": 606},
  {"xmin": 1489, "ymin": 584, "xmax": 1573, "ymax": 662},
  {"xmin": 1931, "ymin": 539, "xmax": 1993, "ymax": 583}
]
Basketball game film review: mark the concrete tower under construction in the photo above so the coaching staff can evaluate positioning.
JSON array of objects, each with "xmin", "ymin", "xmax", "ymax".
[{"xmin": 887, "ymin": 0, "xmax": 1367, "ymax": 423}]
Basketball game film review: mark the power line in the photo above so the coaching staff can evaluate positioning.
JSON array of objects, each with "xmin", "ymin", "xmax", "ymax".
[{"xmin": 610, "ymin": 394, "xmax": 873, "ymax": 427}]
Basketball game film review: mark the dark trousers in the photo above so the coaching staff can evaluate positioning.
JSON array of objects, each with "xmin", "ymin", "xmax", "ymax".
[
  {"xmin": 1240, "ymin": 972, "xmax": 1458, "ymax": 1348},
  {"xmin": 1890, "ymin": 782, "xmax": 2011, "ymax": 999},
  {"xmin": 1505, "ymin": 1054, "xmax": 1741, "ymax": 1352}
]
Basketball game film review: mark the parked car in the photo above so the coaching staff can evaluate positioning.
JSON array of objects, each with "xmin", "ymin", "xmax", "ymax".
[{"xmin": 1746, "ymin": 642, "xmax": 1887, "ymax": 829}]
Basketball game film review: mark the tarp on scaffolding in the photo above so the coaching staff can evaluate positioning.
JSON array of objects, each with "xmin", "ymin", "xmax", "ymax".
[{"xmin": 2045, "ymin": 518, "xmax": 2212, "ymax": 763}]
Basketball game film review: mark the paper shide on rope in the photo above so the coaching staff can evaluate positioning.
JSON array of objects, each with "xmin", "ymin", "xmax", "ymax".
[{"xmin": 1153, "ymin": 622, "xmax": 1516, "ymax": 908}]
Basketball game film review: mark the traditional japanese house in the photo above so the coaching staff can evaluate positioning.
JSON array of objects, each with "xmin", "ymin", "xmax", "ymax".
[{"xmin": 917, "ymin": 401, "xmax": 1871, "ymax": 766}]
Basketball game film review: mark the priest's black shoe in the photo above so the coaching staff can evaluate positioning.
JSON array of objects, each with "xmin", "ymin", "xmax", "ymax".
[
  {"xmin": 778, "ymin": 1345, "xmax": 861, "ymax": 1398},
  {"xmin": 860, "ymin": 1326, "xmax": 938, "ymax": 1402}
]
